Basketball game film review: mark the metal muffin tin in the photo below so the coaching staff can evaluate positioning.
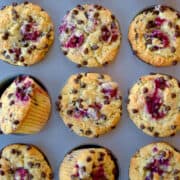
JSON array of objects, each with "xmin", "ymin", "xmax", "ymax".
[{"xmin": 0, "ymin": 0, "xmax": 179, "ymax": 179}]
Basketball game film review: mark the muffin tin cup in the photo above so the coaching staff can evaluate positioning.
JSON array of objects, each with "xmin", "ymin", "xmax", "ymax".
[
  {"xmin": 0, "ymin": 74, "xmax": 52, "ymax": 135},
  {"xmin": 59, "ymin": 144, "xmax": 120, "ymax": 180}
]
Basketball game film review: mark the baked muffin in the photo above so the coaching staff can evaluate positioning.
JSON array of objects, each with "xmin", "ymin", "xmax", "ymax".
[
  {"xmin": 59, "ymin": 4, "xmax": 121, "ymax": 67},
  {"xmin": 128, "ymin": 5, "xmax": 180, "ymax": 66},
  {"xmin": 127, "ymin": 73, "xmax": 180, "ymax": 137},
  {"xmin": 0, "ymin": 75, "xmax": 51, "ymax": 134},
  {"xmin": 0, "ymin": 143, "xmax": 53, "ymax": 179},
  {"xmin": 0, "ymin": 2, "xmax": 54, "ymax": 66},
  {"xmin": 129, "ymin": 142, "xmax": 180, "ymax": 180},
  {"xmin": 59, "ymin": 145, "xmax": 119, "ymax": 180},
  {"xmin": 57, "ymin": 73, "xmax": 122, "ymax": 138}
]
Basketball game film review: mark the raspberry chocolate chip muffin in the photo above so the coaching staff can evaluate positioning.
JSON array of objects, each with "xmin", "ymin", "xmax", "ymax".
[
  {"xmin": 0, "ymin": 2, "xmax": 54, "ymax": 66},
  {"xmin": 59, "ymin": 4, "xmax": 121, "ymax": 67},
  {"xmin": 57, "ymin": 73, "xmax": 122, "ymax": 138},
  {"xmin": 0, "ymin": 143, "xmax": 53, "ymax": 179},
  {"xmin": 127, "ymin": 73, "xmax": 180, "ymax": 137},
  {"xmin": 59, "ymin": 145, "xmax": 119, "ymax": 180},
  {"xmin": 128, "ymin": 5, "xmax": 180, "ymax": 66},
  {"xmin": 0, "ymin": 75, "xmax": 51, "ymax": 134},
  {"xmin": 129, "ymin": 142, "xmax": 180, "ymax": 180}
]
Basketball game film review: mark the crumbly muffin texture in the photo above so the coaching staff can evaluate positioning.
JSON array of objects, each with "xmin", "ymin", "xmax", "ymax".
[
  {"xmin": 57, "ymin": 73, "xmax": 122, "ymax": 138},
  {"xmin": 59, "ymin": 147, "xmax": 118, "ymax": 180},
  {"xmin": 59, "ymin": 4, "xmax": 121, "ymax": 67},
  {"xmin": 0, "ymin": 2, "xmax": 54, "ymax": 66},
  {"xmin": 0, "ymin": 75, "xmax": 48, "ymax": 134},
  {"xmin": 128, "ymin": 5, "xmax": 180, "ymax": 66},
  {"xmin": 127, "ymin": 73, "xmax": 180, "ymax": 137},
  {"xmin": 129, "ymin": 142, "xmax": 180, "ymax": 180},
  {"xmin": 0, "ymin": 144, "xmax": 53, "ymax": 179}
]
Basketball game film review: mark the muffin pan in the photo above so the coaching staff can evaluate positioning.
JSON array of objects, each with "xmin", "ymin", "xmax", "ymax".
[{"xmin": 0, "ymin": 0, "xmax": 179, "ymax": 179}]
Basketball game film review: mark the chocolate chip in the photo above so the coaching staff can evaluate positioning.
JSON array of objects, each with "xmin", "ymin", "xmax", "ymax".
[
  {"xmin": 168, "ymin": 22, "xmax": 173, "ymax": 28},
  {"xmin": 94, "ymin": 12, "xmax": 99, "ymax": 18},
  {"xmin": 67, "ymin": 123, "xmax": 73, "ymax": 128},
  {"xmin": 172, "ymin": 60, "xmax": 178, "ymax": 65},
  {"xmin": 67, "ymin": 109, "xmax": 73, "ymax": 115},
  {"xmin": 84, "ymin": 12, "xmax": 88, "ymax": 19},
  {"xmin": 26, "ymin": 145, "xmax": 32, "ymax": 150},
  {"xmin": 49, "ymin": 173, "xmax": 54, "ymax": 179},
  {"xmin": 0, "ymin": 103, "xmax": 2, "ymax": 108},
  {"xmin": 77, "ymin": 5, "xmax": 84, "ymax": 11},
  {"xmin": 147, "ymin": 127, "xmax": 154, "ymax": 132},
  {"xmin": 72, "ymin": 89, "xmax": 78, "ymax": 94},
  {"xmin": 72, "ymin": 9, "xmax": 78, "ymax": 15},
  {"xmin": 63, "ymin": 51, "xmax": 67, "ymax": 55},
  {"xmin": 80, "ymin": 83, "xmax": 86, "ymax": 88},
  {"xmin": 41, "ymin": 172, "xmax": 46, "ymax": 178},
  {"xmin": 24, "ymin": 1, "xmax": 29, "ymax": 5},
  {"xmin": 143, "ymin": 87, "xmax": 148, "ymax": 93},
  {"xmin": 85, "ymin": 130, "xmax": 92, "ymax": 135},
  {"xmin": 13, "ymin": 120, "xmax": 19, "ymax": 125},
  {"xmin": 171, "ymin": 47, "xmax": 176, "ymax": 53},
  {"xmin": 171, "ymin": 93, "xmax": 176, "ymax": 98},
  {"xmin": 86, "ymin": 156, "xmax": 92, "ymax": 162},
  {"xmin": 90, "ymin": 150, "xmax": 95, "ymax": 153},
  {"xmin": 0, "ymin": 170, "xmax": 5, "ymax": 176},
  {"xmin": 91, "ymin": 45, "xmax": 99, "ymax": 50},
  {"xmin": 9, "ymin": 100, "xmax": 15, "ymax": 105},
  {"xmin": 77, "ymin": 20, "xmax": 84, "ymax": 24},
  {"xmin": 11, "ymin": 149, "xmax": 16, "ymax": 154},
  {"xmin": 165, "ymin": 106, "xmax": 171, "ymax": 111},
  {"xmin": 28, "ymin": 162, "xmax": 34, "ymax": 168},
  {"xmin": 82, "ymin": 60, "xmax": 88, "ymax": 66},
  {"xmin": 35, "ymin": 163, "xmax": 40, "ymax": 168},
  {"xmin": 111, "ymin": 14, "xmax": 115, "ymax": 20},
  {"xmin": 132, "ymin": 109, "xmax": 138, "ymax": 113},
  {"xmin": 154, "ymin": 132, "xmax": 159, "ymax": 137},
  {"xmin": 140, "ymin": 124, "xmax": 145, "ymax": 129},
  {"xmin": 170, "ymin": 133, "xmax": 176, "ymax": 137},
  {"xmin": 12, "ymin": 9, "xmax": 19, "ymax": 20},
  {"xmin": 171, "ymin": 125, "xmax": 177, "ymax": 130},
  {"xmin": 2, "ymin": 32, "xmax": 9, "ymax": 40},
  {"xmin": 84, "ymin": 48, "xmax": 89, "ymax": 54}
]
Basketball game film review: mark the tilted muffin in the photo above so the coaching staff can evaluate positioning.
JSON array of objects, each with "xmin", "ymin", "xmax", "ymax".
[
  {"xmin": 0, "ymin": 75, "xmax": 51, "ymax": 134},
  {"xmin": 57, "ymin": 73, "xmax": 122, "ymax": 138},
  {"xmin": 0, "ymin": 143, "xmax": 53, "ymax": 179},
  {"xmin": 127, "ymin": 73, "xmax": 180, "ymax": 137},
  {"xmin": 129, "ymin": 142, "xmax": 180, "ymax": 180},
  {"xmin": 128, "ymin": 5, "xmax": 180, "ymax": 66},
  {"xmin": 59, "ymin": 145, "xmax": 119, "ymax": 180},
  {"xmin": 0, "ymin": 2, "xmax": 54, "ymax": 66},
  {"xmin": 59, "ymin": 4, "xmax": 121, "ymax": 67}
]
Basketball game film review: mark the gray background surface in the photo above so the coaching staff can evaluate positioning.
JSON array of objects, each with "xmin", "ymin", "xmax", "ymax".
[{"xmin": 0, "ymin": 0, "xmax": 179, "ymax": 179}]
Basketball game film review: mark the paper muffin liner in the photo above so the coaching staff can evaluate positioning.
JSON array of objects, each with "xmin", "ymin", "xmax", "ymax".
[
  {"xmin": 59, "ymin": 144, "xmax": 119, "ymax": 180},
  {"xmin": 14, "ymin": 83, "xmax": 51, "ymax": 134}
]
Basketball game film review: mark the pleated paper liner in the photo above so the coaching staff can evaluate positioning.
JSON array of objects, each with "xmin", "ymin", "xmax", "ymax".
[
  {"xmin": 59, "ymin": 144, "xmax": 119, "ymax": 180},
  {"xmin": 0, "ymin": 74, "xmax": 51, "ymax": 135}
]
